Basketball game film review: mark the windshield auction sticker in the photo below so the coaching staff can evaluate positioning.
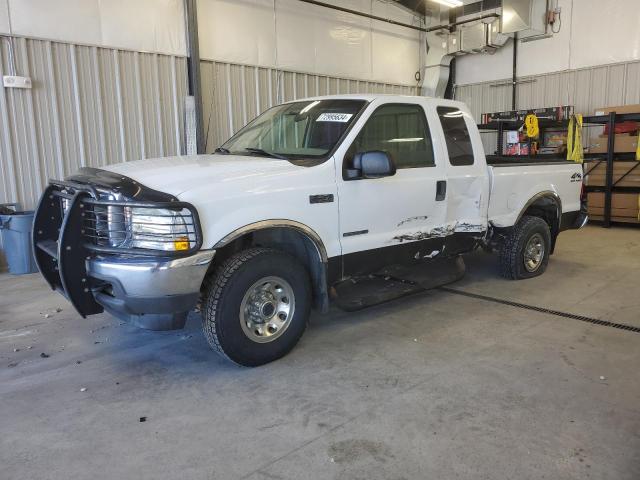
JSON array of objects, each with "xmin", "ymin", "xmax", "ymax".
[{"xmin": 316, "ymin": 113, "xmax": 353, "ymax": 122}]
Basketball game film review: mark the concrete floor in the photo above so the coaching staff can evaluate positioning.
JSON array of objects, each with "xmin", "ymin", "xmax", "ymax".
[{"xmin": 1, "ymin": 225, "xmax": 639, "ymax": 480}]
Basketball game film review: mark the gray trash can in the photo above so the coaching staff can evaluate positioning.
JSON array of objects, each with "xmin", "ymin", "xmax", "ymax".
[{"xmin": 0, "ymin": 204, "xmax": 38, "ymax": 275}]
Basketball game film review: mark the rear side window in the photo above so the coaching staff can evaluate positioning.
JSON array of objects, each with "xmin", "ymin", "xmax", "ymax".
[
  {"xmin": 437, "ymin": 106, "xmax": 474, "ymax": 166},
  {"xmin": 350, "ymin": 104, "xmax": 435, "ymax": 169}
]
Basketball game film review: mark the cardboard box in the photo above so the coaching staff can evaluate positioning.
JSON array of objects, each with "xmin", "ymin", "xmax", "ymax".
[
  {"xmin": 595, "ymin": 104, "xmax": 640, "ymax": 116},
  {"xmin": 588, "ymin": 192, "xmax": 639, "ymax": 210},
  {"xmin": 584, "ymin": 161, "xmax": 640, "ymax": 188},
  {"xmin": 589, "ymin": 134, "xmax": 638, "ymax": 153},
  {"xmin": 588, "ymin": 192, "xmax": 640, "ymax": 221},
  {"xmin": 589, "ymin": 215, "xmax": 640, "ymax": 224}
]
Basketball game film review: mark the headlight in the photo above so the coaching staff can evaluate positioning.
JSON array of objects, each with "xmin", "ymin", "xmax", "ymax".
[{"xmin": 125, "ymin": 207, "xmax": 196, "ymax": 251}]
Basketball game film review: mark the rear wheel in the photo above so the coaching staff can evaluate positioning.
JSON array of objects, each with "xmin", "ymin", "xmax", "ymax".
[
  {"xmin": 202, "ymin": 248, "xmax": 311, "ymax": 366},
  {"xmin": 499, "ymin": 215, "xmax": 551, "ymax": 280}
]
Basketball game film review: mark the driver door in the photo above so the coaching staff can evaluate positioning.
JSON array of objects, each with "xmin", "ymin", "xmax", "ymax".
[{"xmin": 335, "ymin": 99, "xmax": 448, "ymax": 277}]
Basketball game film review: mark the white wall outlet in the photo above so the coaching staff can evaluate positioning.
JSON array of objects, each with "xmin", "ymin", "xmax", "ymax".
[{"xmin": 3, "ymin": 76, "xmax": 32, "ymax": 89}]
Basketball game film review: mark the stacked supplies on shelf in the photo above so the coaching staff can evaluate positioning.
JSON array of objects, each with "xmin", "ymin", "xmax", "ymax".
[{"xmin": 585, "ymin": 104, "xmax": 640, "ymax": 224}]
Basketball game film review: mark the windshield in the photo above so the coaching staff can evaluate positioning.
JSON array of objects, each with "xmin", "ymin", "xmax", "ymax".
[{"xmin": 221, "ymin": 99, "xmax": 366, "ymax": 160}]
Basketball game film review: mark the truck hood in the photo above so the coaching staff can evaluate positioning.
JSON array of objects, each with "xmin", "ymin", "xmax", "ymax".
[{"xmin": 102, "ymin": 154, "xmax": 312, "ymax": 197}]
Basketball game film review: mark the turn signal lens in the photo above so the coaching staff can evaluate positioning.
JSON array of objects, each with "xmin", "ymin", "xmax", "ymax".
[{"xmin": 174, "ymin": 237, "xmax": 190, "ymax": 251}]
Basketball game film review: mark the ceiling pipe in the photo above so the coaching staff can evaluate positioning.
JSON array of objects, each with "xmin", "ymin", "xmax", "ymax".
[
  {"xmin": 295, "ymin": 0, "xmax": 427, "ymax": 32},
  {"xmin": 425, "ymin": 13, "xmax": 500, "ymax": 32},
  {"xmin": 295, "ymin": 0, "xmax": 499, "ymax": 33}
]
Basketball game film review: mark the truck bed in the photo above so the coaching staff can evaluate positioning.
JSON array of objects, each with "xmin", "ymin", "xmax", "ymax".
[{"xmin": 487, "ymin": 159, "xmax": 583, "ymax": 228}]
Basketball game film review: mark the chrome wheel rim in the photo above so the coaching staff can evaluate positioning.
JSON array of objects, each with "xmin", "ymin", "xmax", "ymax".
[
  {"xmin": 523, "ymin": 233, "xmax": 545, "ymax": 272},
  {"xmin": 240, "ymin": 276, "xmax": 295, "ymax": 343}
]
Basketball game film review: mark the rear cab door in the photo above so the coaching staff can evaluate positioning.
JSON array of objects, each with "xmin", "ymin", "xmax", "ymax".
[
  {"xmin": 433, "ymin": 100, "xmax": 490, "ymax": 254},
  {"xmin": 334, "ymin": 97, "xmax": 449, "ymax": 277}
]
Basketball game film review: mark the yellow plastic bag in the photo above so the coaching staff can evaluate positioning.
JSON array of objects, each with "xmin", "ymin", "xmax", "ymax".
[{"xmin": 567, "ymin": 114, "xmax": 583, "ymax": 163}]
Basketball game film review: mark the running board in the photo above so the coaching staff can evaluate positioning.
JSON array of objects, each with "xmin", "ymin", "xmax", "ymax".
[{"xmin": 333, "ymin": 256, "xmax": 465, "ymax": 311}]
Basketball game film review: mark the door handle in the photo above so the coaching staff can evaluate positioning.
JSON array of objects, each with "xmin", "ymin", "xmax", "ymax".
[{"xmin": 436, "ymin": 180, "xmax": 447, "ymax": 201}]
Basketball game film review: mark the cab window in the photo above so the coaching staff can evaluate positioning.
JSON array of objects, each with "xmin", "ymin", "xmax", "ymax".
[
  {"xmin": 437, "ymin": 106, "xmax": 475, "ymax": 166},
  {"xmin": 348, "ymin": 104, "xmax": 435, "ymax": 169}
]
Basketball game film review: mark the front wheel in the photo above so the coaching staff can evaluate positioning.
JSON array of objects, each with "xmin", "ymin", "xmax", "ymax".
[
  {"xmin": 202, "ymin": 248, "xmax": 311, "ymax": 366},
  {"xmin": 499, "ymin": 215, "xmax": 551, "ymax": 280}
]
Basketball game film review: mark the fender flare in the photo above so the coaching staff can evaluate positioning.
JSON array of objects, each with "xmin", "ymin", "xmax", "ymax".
[
  {"xmin": 213, "ymin": 219, "xmax": 328, "ymax": 263},
  {"xmin": 515, "ymin": 190, "xmax": 562, "ymax": 230},
  {"xmin": 213, "ymin": 220, "xmax": 330, "ymax": 312}
]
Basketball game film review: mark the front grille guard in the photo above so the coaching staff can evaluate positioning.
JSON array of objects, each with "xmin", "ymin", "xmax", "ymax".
[{"xmin": 33, "ymin": 180, "xmax": 203, "ymax": 317}]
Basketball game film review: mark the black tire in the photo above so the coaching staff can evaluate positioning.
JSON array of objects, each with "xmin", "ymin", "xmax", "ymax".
[
  {"xmin": 202, "ymin": 248, "xmax": 311, "ymax": 366},
  {"xmin": 499, "ymin": 215, "xmax": 551, "ymax": 280}
]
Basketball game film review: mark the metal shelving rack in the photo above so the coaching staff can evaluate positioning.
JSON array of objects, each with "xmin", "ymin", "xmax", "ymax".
[
  {"xmin": 478, "ymin": 112, "xmax": 640, "ymax": 228},
  {"xmin": 579, "ymin": 112, "xmax": 640, "ymax": 228},
  {"xmin": 478, "ymin": 118, "xmax": 570, "ymax": 157}
]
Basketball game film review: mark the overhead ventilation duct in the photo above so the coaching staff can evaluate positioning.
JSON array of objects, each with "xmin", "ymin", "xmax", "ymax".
[
  {"xmin": 501, "ymin": 0, "xmax": 549, "ymax": 40},
  {"xmin": 487, "ymin": 19, "xmax": 511, "ymax": 48},
  {"xmin": 420, "ymin": 0, "xmax": 551, "ymax": 97},
  {"xmin": 422, "ymin": 30, "xmax": 454, "ymax": 98},
  {"xmin": 422, "ymin": 9, "xmax": 505, "ymax": 97},
  {"xmin": 459, "ymin": 21, "xmax": 488, "ymax": 53},
  {"xmin": 458, "ymin": 17, "xmax": 510, "ymax": 53}
]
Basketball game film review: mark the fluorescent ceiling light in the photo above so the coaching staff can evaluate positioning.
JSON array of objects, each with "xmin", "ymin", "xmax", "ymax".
[
  {"xmin": 430, "ymin": 0, "xmax": 463, "ymax": 7},
  {"xmin": 387, "ymin": 137, "xmax": 424, "ymax": 143}
]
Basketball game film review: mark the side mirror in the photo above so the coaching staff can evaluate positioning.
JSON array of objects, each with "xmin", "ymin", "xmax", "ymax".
[{"xmin": 346, "ymin": 151, "xmax": 396, "ymax": 180}]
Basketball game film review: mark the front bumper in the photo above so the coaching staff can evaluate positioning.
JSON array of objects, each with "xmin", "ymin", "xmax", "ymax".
[
  {"xmin": 87, "ymin": 250, "xmax": 215, "ymax": 330},
  {"xmin": 32, "ymin": 179, "xmax": 209, "ymax": 330}
]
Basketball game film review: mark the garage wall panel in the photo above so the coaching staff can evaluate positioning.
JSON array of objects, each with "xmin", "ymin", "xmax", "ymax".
[
  {"xmin": 197, "ymin": 0, "xmax": 423, "ymax": 86},
  {"xmin": 0, "ymin": 0, "xmax": 9, "ymax": 34},
  {"xmin": 276, "ymin": 0, "xmax": 372, "ymax": 81},
  {"xmin": 4, "ymin": 0, "xmax": 186, "ymax": 56},
  {"xmin": 624, "ymin": 62, "xmax": 640, "ymax": 105},
  {"xmin": 8, "ymin": 0, "xmax": 103, "ymax": 46},
  {"xmin": 370, "ymin": 0, "xmax": 422, "ymax": 87},
  {"xmin": 0, "ymin": 37, "xmax": 187, "ymax": 211},
  {"xmin": 98, "ymin": 0, "xmax": 186, "ymax": 57},
  {"xmin": 200, "ymin": 59, "xmax": 418, "ymax": 151}
]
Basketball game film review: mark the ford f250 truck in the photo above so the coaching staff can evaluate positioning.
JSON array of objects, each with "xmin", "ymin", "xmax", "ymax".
[{"xmin": 33, "ymin": 95, "xmax": 587, "ymax": 366}]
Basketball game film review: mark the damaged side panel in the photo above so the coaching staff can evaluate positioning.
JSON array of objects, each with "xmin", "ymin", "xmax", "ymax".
[
  {"xmin": 389, "ymin": 221, "xmax": 486, "ymax": 260},
  {"xmin": 392, "ymin": 221, "xmax": 485, "ymax": 244},
  {"xmin": 396, "ymin": 215, "xmax": 430, "ymax": 227}
]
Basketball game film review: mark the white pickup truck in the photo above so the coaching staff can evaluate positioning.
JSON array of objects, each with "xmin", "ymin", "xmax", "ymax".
[{"xmin": 33, "ymin": 94, "xmax": 587, "ymax": 366}]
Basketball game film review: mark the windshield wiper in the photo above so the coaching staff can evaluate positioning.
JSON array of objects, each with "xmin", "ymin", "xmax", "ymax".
[
  {"xmin": 244, "ymin": 147, "xmax": 288, "ymax": 160},
  {"xmin": 215, "ymin": 147, "xmax": 230, "ymax": 154}
]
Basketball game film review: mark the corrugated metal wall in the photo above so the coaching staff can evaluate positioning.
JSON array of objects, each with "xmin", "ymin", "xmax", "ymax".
[
  {"xmin": 455, "ymin": 59, "xmax": 640, "ymax": 153},
  {"xmin": 0, "ymin": 36, "xmax": 189, "ymax": 212},
  {"xmin": 200, "ymin": 60, "xmax": 418, "ymax": 152}
]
